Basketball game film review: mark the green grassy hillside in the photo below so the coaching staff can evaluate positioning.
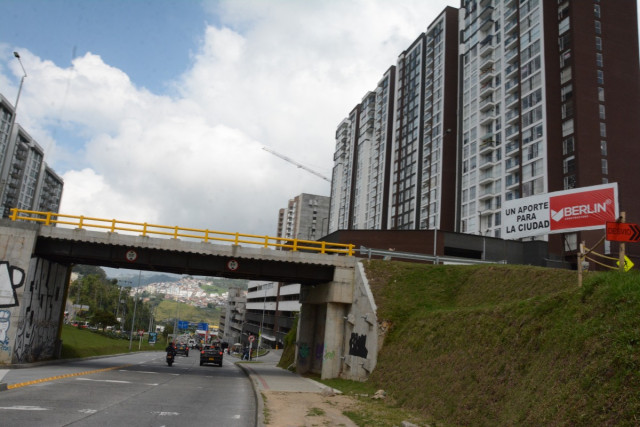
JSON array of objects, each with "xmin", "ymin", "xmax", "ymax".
[
  {"xmin": 364, "ymin": 261, "xmax": 640, "ymax": 426},
  {"xmin": 154, "ymin": 300, "xmax": 221, "ymax": 326}
]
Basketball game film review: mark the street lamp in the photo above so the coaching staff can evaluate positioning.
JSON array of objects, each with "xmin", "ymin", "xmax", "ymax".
[
  {"xmin": 128, "ymin": 271, "xmax": 142, "ymax": 351},
  {"xmin": 1, "ymin": 52, "xmax": 28, "ymax": 213}
]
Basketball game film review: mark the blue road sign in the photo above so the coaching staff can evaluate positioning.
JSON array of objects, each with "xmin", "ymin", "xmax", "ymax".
[
  {"xmin": 178, "ymin": 320, "xmax": 189, "ymax": 329},
  {"xmin": 197, "ymin": 322, "xmax": 209, "ymax": 331}
]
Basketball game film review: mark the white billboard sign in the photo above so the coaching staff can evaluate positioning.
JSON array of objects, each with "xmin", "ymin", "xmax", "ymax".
[{"xmin": 502, "ymin": 183, "xmax": 618, "ymax": 240}]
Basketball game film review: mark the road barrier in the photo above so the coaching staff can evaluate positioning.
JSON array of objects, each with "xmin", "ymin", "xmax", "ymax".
[{"xmin": 9, "ymin": 209, "xmax": 354, "ymax": 256}]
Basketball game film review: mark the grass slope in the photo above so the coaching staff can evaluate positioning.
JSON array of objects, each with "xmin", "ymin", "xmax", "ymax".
[
  {"xmin": 154, "ymin": 300, "xmax": 221, "ymax": 326},
  {"xmin": 364, "ymin": 261, "xmax": 640, "ymax": 426},
  {"xmin": 61, "ymin": 325, "xmax": 162, "ymax": 358}
]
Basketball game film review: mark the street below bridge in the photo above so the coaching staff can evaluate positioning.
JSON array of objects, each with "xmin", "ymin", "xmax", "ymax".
[{"xmin": 0, "ymin": 351, "xmax": 255, "ymax": 426}]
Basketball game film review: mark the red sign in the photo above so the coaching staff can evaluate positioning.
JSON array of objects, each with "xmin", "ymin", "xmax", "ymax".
[
  {"xmin": 248, "ymin": 335, "xmax": 255, "ymax": 342},
  {"xmin": 606, "ymin": 222, "xmax": 640, "ymax": 242},
  {"xmin": 549, "ymin": 186, "xmax": 617, "ymax": 231}
]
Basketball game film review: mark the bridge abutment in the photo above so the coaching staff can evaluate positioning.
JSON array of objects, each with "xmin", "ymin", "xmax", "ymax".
[
  {"xmin": 296, "ymin": 261, "xmax": 379, "ymax": 380},
  {"xmin": 0, "ymin": 222, "xmax": 70, "ymax": 365}
]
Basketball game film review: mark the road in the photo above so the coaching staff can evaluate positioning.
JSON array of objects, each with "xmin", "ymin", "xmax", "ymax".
[{"xmin": 0, "ymin": 350, "xmax": 256, "ymax": 426}]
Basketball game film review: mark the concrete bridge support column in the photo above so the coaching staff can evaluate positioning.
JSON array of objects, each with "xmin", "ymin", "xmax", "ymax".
[{"xmin": 0, "ymin": 222, "xmax": 70, "ymax": 365}]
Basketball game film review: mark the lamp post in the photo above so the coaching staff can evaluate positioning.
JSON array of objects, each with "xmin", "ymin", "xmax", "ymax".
[
  {"xmin": 1, "ymin": 52, "xmax": 27, "ymax": 214},
  {"xmin": 128, "ymin": 271, "xmax": 142, "ymax": 351}
]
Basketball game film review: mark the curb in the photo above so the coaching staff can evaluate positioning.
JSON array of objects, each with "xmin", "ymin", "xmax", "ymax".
[{"xmin": 236, "ymin": 361, "xmax": 264, "ymax": 427}]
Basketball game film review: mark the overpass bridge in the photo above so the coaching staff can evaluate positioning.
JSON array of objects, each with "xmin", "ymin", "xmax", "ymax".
[{"xmin": 0, "ymin": 210, "xmax": 379, "ymax": 380}]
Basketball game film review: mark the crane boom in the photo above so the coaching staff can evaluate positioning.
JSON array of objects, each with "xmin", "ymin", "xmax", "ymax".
[{"xmin": 262, "ymin": 147, "xmax": 331, "ymax": 183}]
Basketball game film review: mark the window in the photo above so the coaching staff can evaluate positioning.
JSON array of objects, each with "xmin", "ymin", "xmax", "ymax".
[
  {"xmin": 561, "ymin": 84, "xmax": 573, "ymax": 102},
  {"xmin": 563, "ymin": 156, "xmax": 575, "ymax": 174},
  {"xmin": 600, "ymin": 122, "xmax": 607, "ymax": 137},
  {"xmin": 594, "ymin": 4, "xmax": 601, "ymax": 18},
  {"xmin": 600, "ymin": 140, "xmax": 607, "ymax": 156},
  {"xmin": 564, "ymin": 175, "xmax": 576, "ymax": 190},
  {"xmin": 598, "ymin": 87, "xmax": 605, "ymax": 102},
  {"xmin": 596, "ymin": 53, "xmax": 603, "ymax": 68},
  {"xmin": 601, "ymin": 159, "xmax": 608, "ymax": 175},
  {"xmin": 595, "ymin": 20, "xmax": 601, "ymax": 35},
  {"xmin": 563, "ymin": 136, "xmax": 574, "ymax": 155},
  {"xmin": 596, "ymin": 37, "xmax": 602, "ymax": 51},
  {"xmin": 597, "ymin": 70, "xmax": 604, "ymax": 84},
  {"xmin": 559, "ymin": 17, "xmax": 570, "ymax": 35},
  {"xmin": 562, "ymin": 119, "xmax": 574, "ymax": 136},
  {"xmin": 599, "ymin": 104, "xmax": 605, "ymax": 120}
]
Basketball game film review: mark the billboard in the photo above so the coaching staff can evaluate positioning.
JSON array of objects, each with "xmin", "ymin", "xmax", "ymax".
[{"xmin": 502, "ymin": 183, "xmax": 618, "ymax": 239}]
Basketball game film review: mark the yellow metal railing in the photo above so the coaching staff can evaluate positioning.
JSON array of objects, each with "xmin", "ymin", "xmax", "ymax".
[{"xmin": 9, "ymin": 208, "xmax": 354, "ymax": 256}]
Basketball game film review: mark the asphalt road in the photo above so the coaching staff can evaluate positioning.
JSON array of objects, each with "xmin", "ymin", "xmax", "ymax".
[{"xmin": 0, "ymin": 350, "xmax": 256, "ymax": 426}]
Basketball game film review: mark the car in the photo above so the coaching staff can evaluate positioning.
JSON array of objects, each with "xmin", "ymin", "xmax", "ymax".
[
  {"xmin": 200, "ymin": 344, "xmax": 224, "ymax": 367},
  {"xmin": 175, "ymin": 342, "xmax": 189, "ymax": 357}
]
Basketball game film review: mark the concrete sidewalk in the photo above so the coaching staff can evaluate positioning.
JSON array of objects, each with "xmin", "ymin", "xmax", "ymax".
[{"xmin": 235, "ymin": 349, "xmax": 340, "ymax": 426}]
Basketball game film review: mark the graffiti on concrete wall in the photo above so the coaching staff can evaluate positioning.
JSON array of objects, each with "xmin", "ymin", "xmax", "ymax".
[
  {"xmin": 0, "ymin": 261, "xmax": 25, "ymax": 308},
  {"xmin": 298, "ymin": 342, "xmax": 310, "ymax": 359},
  {"xmin": 13, "ymin": 259, "xmax": 66, "ymax": 363},
  {"xmin": 349, "ymin": 332, "xmax": 368, "ymax": 358},
  {"xmin": 0, "ymin": 310, "xmax": 10, "ymax": 352}
]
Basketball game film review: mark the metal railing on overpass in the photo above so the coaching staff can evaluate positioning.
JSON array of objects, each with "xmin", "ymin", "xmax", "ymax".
[{"xmin": 8, "ymin": 209, "xmax": 355, "ymax": 256}]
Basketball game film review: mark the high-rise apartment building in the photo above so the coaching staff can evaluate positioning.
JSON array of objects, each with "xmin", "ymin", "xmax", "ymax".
[
  {"xmin": 329, "ymin": 7, "xmax": 460, "ymax": 233},
  {"xmin": 0, "ymin": 93, "xmax": 64, "ymax": 218},
  {"xmin": 277, "ymin": 193, "xmax": 330, "ymax": 242},
  {"xmin": 330, "ymin": 1, "xmax": 640, "ymax": 261}
]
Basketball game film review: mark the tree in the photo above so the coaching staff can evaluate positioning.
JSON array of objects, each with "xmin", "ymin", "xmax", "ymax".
[{"xmin": 91, "ymin": 310, "xmax": 119, "ymax": 331}]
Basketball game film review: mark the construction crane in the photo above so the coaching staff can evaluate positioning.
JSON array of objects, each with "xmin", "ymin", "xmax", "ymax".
[{"xmin": 262, "ymin": 146, "xmax": 331, "ymax": 183}]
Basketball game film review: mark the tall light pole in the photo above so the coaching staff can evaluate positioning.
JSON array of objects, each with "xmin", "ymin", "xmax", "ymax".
[
  {"xmin": 1, "ymin": 52, "xmax": 27, "ymax": 213},
  {"xmin": 128, "ymin": 271, "xmax": 142, "ymax": 351}
]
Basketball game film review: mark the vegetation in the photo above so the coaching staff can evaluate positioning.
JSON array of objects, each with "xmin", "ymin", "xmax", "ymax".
[
  {"xmin": 69, "ymin": 266, "xmax": 155, "ymax": 332},
  {"xmin": 358, "ymin": 261, "xmax": 640, "ymax": 426},
  {"xmin": 277, "ymin": 313, "xmax": 298, "ymax": 370},
  {"xmin": 60, "ymin": 325, "xmax": 162, "ymax": 359},
  {"xmin": 154, "ymin": 299, "xmax": 221, "ymax": 326}
]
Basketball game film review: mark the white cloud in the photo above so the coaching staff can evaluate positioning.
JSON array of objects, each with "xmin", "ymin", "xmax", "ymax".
[{"xmin": 2, "ymin": 1, "xmax": 453, "ymax": 236}]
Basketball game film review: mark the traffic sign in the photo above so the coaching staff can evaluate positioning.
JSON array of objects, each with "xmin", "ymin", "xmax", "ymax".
[
  {"xmin": 606, "ymin": 222, "xmax": 640, "ymax": 242},
  {"xmin": 248, "ymin": 335, "xmax": 255, "ymax": 342},
  {"xmin": 617, "ymin": 255, "xmax": 635, "ymax": 272},
  {"xmin": 125, "ymin": 249, "xmax": 138, "ymax": 262},
  {"xmin": 177, "ymin": 320, "xmax": 189, "ymax": 330},
  {"xmin": 226, "ymin": 259, "xmax": 240, "ymax": 271}
]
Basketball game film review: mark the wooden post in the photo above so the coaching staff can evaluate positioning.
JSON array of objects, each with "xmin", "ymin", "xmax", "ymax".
[
  {"xmin": 578, "ymin": 241, "xmax": 585, "ymax": 287},
  {"xmin": 619, "ymin": 211, "xmax": 626, "ymax": 272}
]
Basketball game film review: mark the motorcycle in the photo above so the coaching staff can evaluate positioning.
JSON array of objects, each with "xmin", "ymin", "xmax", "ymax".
[{"xmin": 166, "ymin": 352, "xmax": 175, "ymax": 366}]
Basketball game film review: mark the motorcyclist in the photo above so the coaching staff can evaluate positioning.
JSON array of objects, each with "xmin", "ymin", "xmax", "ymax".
[{"xmin": 166, "ymin": 342, "xmax": 177, "ymax": 356}]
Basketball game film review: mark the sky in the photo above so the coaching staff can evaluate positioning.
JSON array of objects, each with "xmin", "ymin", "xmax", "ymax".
[
  {"xmin": 0, "ymin": 0, "xmax": 458, "ymax": 239},
  {"xmin": 1, "ymin": 0, "xmax": 639, "ymax": 242}
]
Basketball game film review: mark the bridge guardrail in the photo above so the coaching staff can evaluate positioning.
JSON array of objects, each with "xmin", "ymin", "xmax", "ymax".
[{"xmin": 9, "ymin": 209, "xmax": 355, "ymax": 256}]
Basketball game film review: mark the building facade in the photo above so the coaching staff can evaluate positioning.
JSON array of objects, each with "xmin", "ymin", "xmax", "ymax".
[
  {"xmin": 329, "ymin": 1, "xmax": 640, "ymax": 262},
  {"xmin": 0, "ymin": 93, "xmax": 64, "ymax": 218},
  {"xmin": 277, "ymin": 193, "xmax": 330, "ymax": 242}
]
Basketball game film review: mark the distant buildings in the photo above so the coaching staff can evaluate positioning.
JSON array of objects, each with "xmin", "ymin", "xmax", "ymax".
[
  {"xmin": 277, "ymin": 193, "xmax": 330, "ymax": 242},
  {"xmin": 329, "ymin": 1, "xmax": 640, "ymax": 263},
  {"xmin": 0, "ymin": 93, "xmax": 64, "ymax": 218}
]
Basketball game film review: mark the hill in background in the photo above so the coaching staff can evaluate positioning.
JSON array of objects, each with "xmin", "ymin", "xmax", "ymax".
[{"xmin": 363, "ymin": 260, "xmax": 640, "ymax": 426}]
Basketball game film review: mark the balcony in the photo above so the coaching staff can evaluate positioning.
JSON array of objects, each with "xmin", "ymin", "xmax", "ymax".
[
  {"xmin": 479, "ymin": 169, "xmax": 497, "ymax": 184},
  {"xmin": 505, "ymin": 156, "xmax": 520, "ymax": 171},
  {"xmin": 506, "ymin": 108, "xmax": 520, "ymax": 125},
  {"xmin": 479, "ymin": 17, "xmax": 494, "ymax": 32},
  {"xmin": 479, "ymin": 109, "xmax": 495, "ymax": 126},
  {"xmin": 505, "ymin": 139, "xmax": 520, "ymax": 155},
  {"xmin": 505, "ymin": 78, "xmax": 519, "ymax": 94},
  {"xmin": 479, "ymin": 184, "xmax": 497, "ymax": 200},
  {"xmin": 506, "ymin": 92, "xmax": 519, "ymax": 108},
  {"xmin": 479, "ymin": 96, "xmax": 496, "ymax": 111},
  {"xmin": 480, "ymin": 53, "xmax": 495, "ymax": 68},
  {"xmin": 480, "ymin": 35, "xmax": 494, "ymax": 55},
  {"xmin": 505, "ymin": 63, "xmax": 518, "ymax": 78},
  {"xmin": 480, "ymin": 81, "xmax": 495, "ymax": 96}
]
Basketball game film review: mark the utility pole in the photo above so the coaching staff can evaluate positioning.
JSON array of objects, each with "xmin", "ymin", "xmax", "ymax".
[{"xmin": 618, "ymin": 212, "xmax": 626, "ymax": 273}]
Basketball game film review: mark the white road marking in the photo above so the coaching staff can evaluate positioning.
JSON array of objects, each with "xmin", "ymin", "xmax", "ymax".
[
  {"xmin": 78, "ymin": 409, "xmax": 98, "ymax": 414},
  {"xmin": 0, "ymin": 405, "xmax": 49, "ymax": 411},
  {"xmin": 119, "ymin": 370, "xmax": 157, "ymax": 374},
  {"xmin": 150, "ymin": 411, "xmax": 180, "ymax": 416},
  {"xmin": 76, "ymin": 378, "xmax": 131, "ymax": 384}
]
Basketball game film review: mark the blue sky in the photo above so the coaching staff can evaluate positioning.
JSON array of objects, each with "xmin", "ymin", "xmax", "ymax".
[
  {"xmin": 1, "ymin": 0, "xmax": 639, "ymax": 245},
  {"xmin": 1, "ymin": 0, "xmax": 208, "ymax": 94}
]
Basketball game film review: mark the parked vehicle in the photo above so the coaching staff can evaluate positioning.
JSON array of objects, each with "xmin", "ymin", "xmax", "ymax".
[{"xmin": 200, "ymin": 344, "xmax": 224, "ymax": 367}]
